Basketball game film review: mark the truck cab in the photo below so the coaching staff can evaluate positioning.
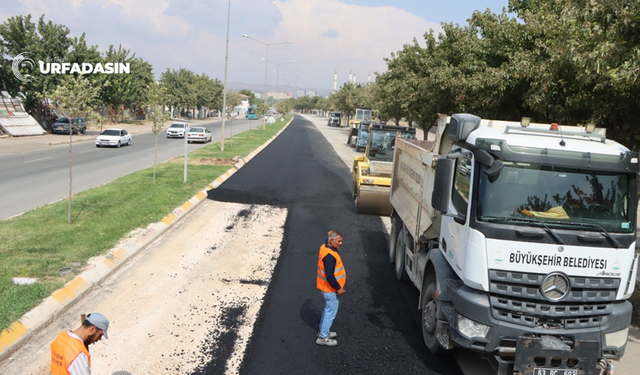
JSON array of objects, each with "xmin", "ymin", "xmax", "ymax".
[{"xmin": 328, "ymin": 111, "xmax": 342, "ymax": 126}]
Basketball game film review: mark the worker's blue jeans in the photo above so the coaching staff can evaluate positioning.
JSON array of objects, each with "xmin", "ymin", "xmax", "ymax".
[{"xmin": 318, "ymin": 291, "xmax": 339, "ymax": 339}]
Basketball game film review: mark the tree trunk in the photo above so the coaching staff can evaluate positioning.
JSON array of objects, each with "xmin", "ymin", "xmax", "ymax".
[{"xmin": 153, "ymin": 133, "xmax": 158, "ymax": 182}]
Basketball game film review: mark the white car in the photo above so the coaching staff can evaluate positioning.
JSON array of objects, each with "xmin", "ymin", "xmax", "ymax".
[
  {"xmin": 166, "ymin": 122, "xmax": 188, "ymax": 138},
  {"xmin": 187, "ymin": 127, "xmax": 212, "ymax": 143},
  {"xmin": 95, "ymin": 128, "xmax": 132, "ymax": 148}
]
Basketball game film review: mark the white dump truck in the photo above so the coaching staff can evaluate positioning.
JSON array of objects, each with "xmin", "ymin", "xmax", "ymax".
[{"xmin": 389, "ymin": 113, "xmax": 639, "ymax": 375}]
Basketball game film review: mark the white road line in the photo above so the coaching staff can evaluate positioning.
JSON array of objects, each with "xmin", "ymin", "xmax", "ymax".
[{"xmin": 23, "ymin": 157, "xmax": 53, "ymax": 163}]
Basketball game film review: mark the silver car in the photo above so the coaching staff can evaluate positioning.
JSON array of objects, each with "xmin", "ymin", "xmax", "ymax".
[
  {"xmin": 187, "ymin": 127, "xmax": 212, "ymax": 143},
  {"xmin": 95, "ymin": 128, "xmax": 132, "ymax": 148},
  {"xmin": 166, "ymin": 122, "xmax": 188, "ymax": 138}
]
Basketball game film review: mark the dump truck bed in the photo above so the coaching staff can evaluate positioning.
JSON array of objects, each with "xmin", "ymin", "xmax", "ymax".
[{"xmin": 390, "ymin": 137, "xmax": 441, "ymax": 241}]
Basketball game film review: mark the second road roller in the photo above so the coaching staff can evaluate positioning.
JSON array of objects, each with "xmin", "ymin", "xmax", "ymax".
[{"xmin": 352, "ymin": 122, "xmax": 416, "ymax": 215}]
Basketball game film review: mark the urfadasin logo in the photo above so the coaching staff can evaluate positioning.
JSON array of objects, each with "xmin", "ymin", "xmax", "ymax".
[
  {"xmin": 12, "ymin": 52, "xmax": 36, "ymax": 82},
  {"xmin": 11, "ymin": 52, "xmax": 130, "ymax": 82},
  {"xmin": 39, "ymin": 60, "xmax": 130, "ymax": 75}
]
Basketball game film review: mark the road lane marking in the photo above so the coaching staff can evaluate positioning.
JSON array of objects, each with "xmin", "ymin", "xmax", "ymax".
[{"xmin": 23, "ymin": 157, "xmax": 53, "ymax": 163}]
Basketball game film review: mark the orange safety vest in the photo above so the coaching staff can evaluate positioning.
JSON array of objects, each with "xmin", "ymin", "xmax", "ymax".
[
  {"xmin": 317, "ymin": 244, "xmax": 346, "ymax": 292},
  {"xmin": 51, "ymin": 331, "xmax": 91, "ymax": 375}
]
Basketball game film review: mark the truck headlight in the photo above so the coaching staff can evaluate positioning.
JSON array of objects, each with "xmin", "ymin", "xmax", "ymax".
[
  {"xmin": 605, "ymin": 328, "xmax": 629, "ymax": 348},
  {"xmin": 363, "ymin": 179, "xmax": 374, "ymax": 184},
  {"xmin": 457, "ymin": 314, "xmax": 490, "ymax": 339}
]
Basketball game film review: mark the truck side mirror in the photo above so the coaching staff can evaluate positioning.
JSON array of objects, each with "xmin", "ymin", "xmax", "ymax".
[{"xmin": 432, "ymin": 157, "xmax": 455, "ymax": 213}]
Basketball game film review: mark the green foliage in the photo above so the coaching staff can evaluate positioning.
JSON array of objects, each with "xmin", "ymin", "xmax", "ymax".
[
  {"xmin": 239, "ymin": 89, "xmax": 257, "ymax": 105},
  {"xmin": 0, "ymin": 15, "xmax": 73, "ymax": 117},
  {"xmin": 225, "ymin": 90, "xmax": 242, "ymax": 112},
  {"xmin": 276, "ymin": 98, "xmax": 294, "ymax": 114},
  {"xmin": 195, "ymin": 73, "xmax": 223, "ymax": 111},
  {"xmin": 98, "ymin": 45, "xmax": 154, "ymax": 123},
  {"xmin": 146, "ymin": 82, "xmax": 170, "ymax": 135},
  {"xmin": 47, "ymin": 75, "xmax": 100, "ymax": 118},
  {"xmin": 370, "ymin": 1, "xmax": 640, "ymax": 143}
]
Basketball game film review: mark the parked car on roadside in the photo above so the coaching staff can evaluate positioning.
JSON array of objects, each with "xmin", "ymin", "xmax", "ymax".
[
  {"xmin": 166, "ymin": 122, "xmax": 188, "ymax": 138},
  {"xmin": 95, "ymin": 128, "xmax": 132, "ymax": 148},
  {"xmin": 187, "ymin": 127, "xmax": 212, "ymax": 143},
  {"xmin": 51, "ymin": 117, "xmax": 86, "ymax": 134}
]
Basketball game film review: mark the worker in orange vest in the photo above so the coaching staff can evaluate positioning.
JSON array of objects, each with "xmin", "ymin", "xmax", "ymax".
[
  {"xmin": 50, "ymin": 312, "xmax": 110, "ymax": 375},
  {"xmin": 316, "ymin": 230, "xmax": 346, "ymax": 347}
]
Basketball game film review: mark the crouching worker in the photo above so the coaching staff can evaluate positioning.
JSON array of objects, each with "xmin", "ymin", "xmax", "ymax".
[{"xmin": 51, "ymin": 312, "xmax": 110, "ymax": 375}]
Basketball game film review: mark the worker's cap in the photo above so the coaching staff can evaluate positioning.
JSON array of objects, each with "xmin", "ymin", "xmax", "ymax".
[{"xmin": 85, "ymin": 312, "xmax": 110, "ymax": 339}]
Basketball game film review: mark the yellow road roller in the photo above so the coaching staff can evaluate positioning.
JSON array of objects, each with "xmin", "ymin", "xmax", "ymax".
[
  {"xmin": 352, "ymin": 122, "xmax": 416, "ymax": 215},
  {"xmin": 347, "ymin": 108, "xmax": 373, "ymax": 146}
]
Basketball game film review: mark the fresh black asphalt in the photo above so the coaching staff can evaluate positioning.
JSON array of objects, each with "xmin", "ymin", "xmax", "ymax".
[{"xmin": 205, "ymin": 114, "xmax": 464, "ymax": 375}]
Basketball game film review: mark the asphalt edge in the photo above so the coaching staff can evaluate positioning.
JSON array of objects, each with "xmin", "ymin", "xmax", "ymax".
[{"xmin": 0, "ymin": 117, "xmax": 294, "ymax": 361}]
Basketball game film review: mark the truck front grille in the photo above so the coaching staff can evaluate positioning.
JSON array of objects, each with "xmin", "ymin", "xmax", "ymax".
[{"xmin": 489, "ymin": 270, "xmax": 619, "ymax": 329}]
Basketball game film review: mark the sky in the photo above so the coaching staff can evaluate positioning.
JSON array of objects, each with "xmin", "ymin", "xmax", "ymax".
[{"xmin": 1, "ymin": 0, "xmax": 512, "ymax": 93}]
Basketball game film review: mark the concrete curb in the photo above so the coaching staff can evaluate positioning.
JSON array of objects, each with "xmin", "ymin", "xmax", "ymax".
[{"xmin": 0, "ymin": 117, "xmax": 293, "ymax": 361}]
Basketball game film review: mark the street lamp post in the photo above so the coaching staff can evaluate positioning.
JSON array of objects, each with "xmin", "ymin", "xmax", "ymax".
[
  {"xmin": 264, "ymin": 59, "xmax": 296, "ymax": 102},
  {"xmin": 220, "ymin": 0, "xmax": 231, "ymax": 152},
  {"xmin": 242, "ymin": 34, "xmax": 291, "ymax": 130}
]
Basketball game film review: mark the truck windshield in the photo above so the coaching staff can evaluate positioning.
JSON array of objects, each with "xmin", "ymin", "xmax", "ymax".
[
  {"xmin": 368, "ymin": 129, "xmax": 416, "ymax": 162},
  {"xmin": 477, "ymin": 162, "xmax": 635, "ymax": 233},
  {"xmin": 356, "ymin": 110, "xmax": 372, "ymax": 121}
]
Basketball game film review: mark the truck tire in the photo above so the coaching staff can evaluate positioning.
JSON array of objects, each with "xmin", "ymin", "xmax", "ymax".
[
  {"xmin": 422, "ymin": 281, "xmax": 444, "ymax": 353},
  {"xmin": 389, "ymin": 217, "xmax": 401, "ymax": 263},
  {"xmin": 394, "ymin": 227, "xmax": 410, "ymax": 281}
]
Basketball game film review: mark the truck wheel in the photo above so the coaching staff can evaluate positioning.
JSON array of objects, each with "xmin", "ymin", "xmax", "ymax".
[
  {"xmin": 389, "ymin": 217, "xmax": 401, "ymax": 263},
  {"xmin": 394, "ymin": 227, "xmax": 410, "ymax": 281},
  {"xmin": 422, "ymin": 281, "xmax": 444, "ymax": 353}
]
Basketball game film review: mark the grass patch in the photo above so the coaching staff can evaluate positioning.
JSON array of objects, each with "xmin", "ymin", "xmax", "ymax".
[{"xmin": 0, "ymin": 115, "xmax": 291, "ymax": 332}]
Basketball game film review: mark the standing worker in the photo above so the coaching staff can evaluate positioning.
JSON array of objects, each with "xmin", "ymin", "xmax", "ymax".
[
  {"xmin": 316, "ymin": 230, "xmax": 346, "ymax": 347},
  {"xmin": 50, "ymin": 312, "xmax": 110, "ymax": 375}
]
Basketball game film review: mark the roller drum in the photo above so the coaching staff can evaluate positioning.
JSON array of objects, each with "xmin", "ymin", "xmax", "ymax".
[{"xmin": 356, "ymin": 185, "xmax": 392, "ymax": 215}]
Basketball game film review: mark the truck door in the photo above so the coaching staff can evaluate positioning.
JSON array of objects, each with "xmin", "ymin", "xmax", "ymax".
[{"xmin": 439, "ymin": 152, "xmax": 473, "ymax": 278}]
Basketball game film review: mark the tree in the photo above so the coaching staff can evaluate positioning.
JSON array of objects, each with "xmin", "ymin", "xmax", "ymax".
[
  {"xmin": 146, "ymin": 82, "xmax": 171, "ymax": 182},
  {"xmin": 47, "ymin": 75, "xmax": 99, "ymax": 224},
  {"xmin": 0, "ymin": 15, "xmax": 73, "ymax": 126},
  {"xmin": 276, "ymin": 98, "xmax": 293, "ymax": 115},
  {"xmin": 160, "ymin": 68, "xmax": 197, "ymax": 118},
  {"xmin": 239, "ymin": 89, "xmax": 257, "ymax": 105},
  {"xmin": 256, "ymin": 100, "xmax": 269, "ymax": 130},
  {"xmin": 224, "ymin": 91, "xmax": 242, "ymax": 114},
  {"xmin": 99, "ymin": 45, "xmax": 153, "ymax": 123},
  {"xmin": 195, "ymin": 73, "xmax": 223, "ymax": 117}
]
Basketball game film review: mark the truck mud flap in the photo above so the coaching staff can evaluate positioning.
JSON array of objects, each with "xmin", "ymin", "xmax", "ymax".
[
  {"xmin": 356, "ymin": 185, "xmax": 392, "ymax": 216},
  {"xmin": 511, "ymin": 337, "xmax": 601, "ymax": 375}
]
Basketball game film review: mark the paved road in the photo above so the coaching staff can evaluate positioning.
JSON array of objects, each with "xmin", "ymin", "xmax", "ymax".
[
  {"xmin": 208, "ymin": 114, "xmax": 466, "ymax": 374},
  {"xmin": 0, "ymin": 117, "xmax": 261, "ymax": 220}
]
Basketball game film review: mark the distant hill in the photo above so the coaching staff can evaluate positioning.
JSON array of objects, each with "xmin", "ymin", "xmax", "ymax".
[{"xmin": 226, "ymin": 81, "xmax": 332, "ymax": 97}]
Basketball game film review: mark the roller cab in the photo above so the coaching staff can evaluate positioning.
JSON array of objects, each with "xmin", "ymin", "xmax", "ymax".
[{"xmin": 352, "ymin": 122, "xmax": 416, "ymax": 215}]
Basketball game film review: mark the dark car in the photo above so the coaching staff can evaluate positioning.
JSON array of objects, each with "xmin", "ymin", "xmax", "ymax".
[{"xmin": 51, "ymin": 117, "xmax": 87, "ymax": 134}]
